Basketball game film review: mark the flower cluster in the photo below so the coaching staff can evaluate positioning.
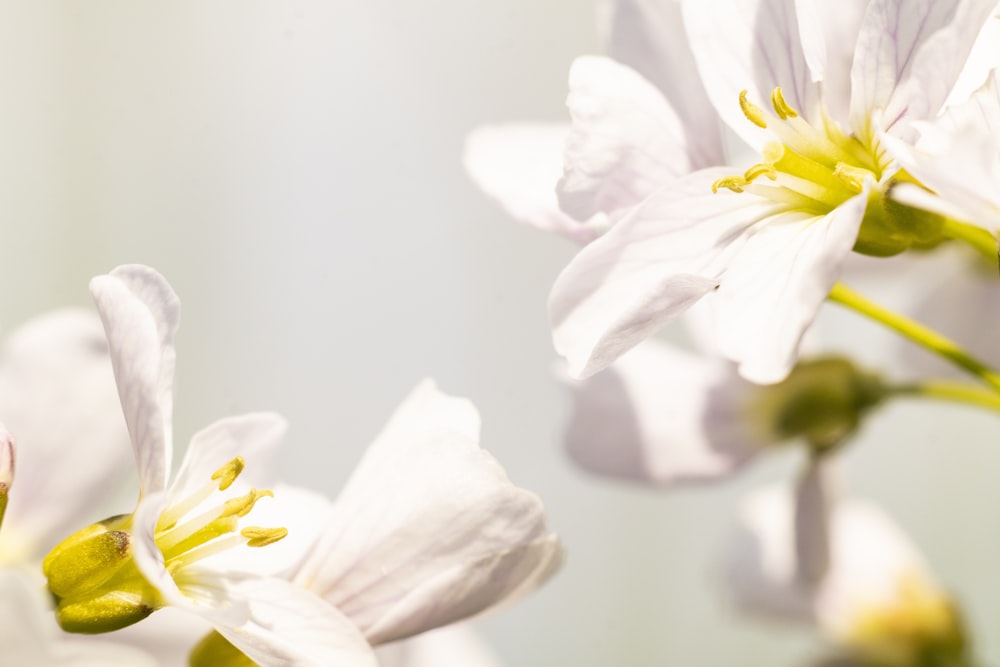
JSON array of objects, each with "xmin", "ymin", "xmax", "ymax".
[{"xmin": 468, "ymin": 0, "xmax": 1000, "ymax": 663}]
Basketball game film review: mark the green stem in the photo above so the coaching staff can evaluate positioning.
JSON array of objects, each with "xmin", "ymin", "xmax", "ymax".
[
  {"xmin": 828, "ymin": 283, "xmax": 1000, "ymax": 393},
  {"xmin": 941, "ymin": 218, "xmax": 999, "ymax": 265},
  {"xmin": 888, "ymin": 381, "xmax": 1000, "ymax": 412}
]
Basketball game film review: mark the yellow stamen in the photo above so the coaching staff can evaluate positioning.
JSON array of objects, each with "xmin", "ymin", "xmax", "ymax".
[
  {"xmin": 211, "ymin": 457, "xmax": 245, "ymax": 491},
  {"xmin": 241, "ymin": 527, "xmax": 288, "ymax": 547},
  {"xmin": 739, "ymin": 90, "xmax": 767, "ymax": 128},
  {"xmin": 770, "ymin": 87, "xmax": 798, "ymax": 120},
  {"xmin": 744, "ymin": 163, "xmax": 778, "ymax": 183},
  {"xmin": 222, "ymin": 489, "xmax": 274, "ymax": 518},
  {"xmin": 712, "ymin": 175, "xmax": 750, "ymax": 193}
]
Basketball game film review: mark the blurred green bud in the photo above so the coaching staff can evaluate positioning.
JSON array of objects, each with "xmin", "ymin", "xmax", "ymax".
[
  {"xmin": 190, "ymin": 631, "xmax": 258, "ymax": 667},
  {"xmin": 852, "ymin": 178, "xmax": 947, "ymax": 257}
]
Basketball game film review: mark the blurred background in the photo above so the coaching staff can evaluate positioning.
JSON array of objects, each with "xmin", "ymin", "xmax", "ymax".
[{"xmin": 1, "ymin": 2, "xmax": 998, "ymax": 665}]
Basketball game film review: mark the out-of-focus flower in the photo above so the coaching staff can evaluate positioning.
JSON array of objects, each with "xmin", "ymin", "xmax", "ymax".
[
  {"xmin": 564, "ymin": 340, "xmax": 885, "ymax": 484},
  {"xmin": 550, "ymin": 0, "xmax": 996, "ymax": 384},
  {"xmin": 0, "ymin": 309, "xmax": 133, "ymax": 567},
  {"xmin": 189, "ymin": 379, "xmax": 563, "ymax": 665},
  {"xmin": 376, "ymin": 625, "xmax": 503, "ymax": 667},
  {"xmin": 728, "ymin": 461, "xmax": 971, "ymax": 666},
  {"xmin": 463, "ymin": 0, "xmax": 725, "ymax": 243}
]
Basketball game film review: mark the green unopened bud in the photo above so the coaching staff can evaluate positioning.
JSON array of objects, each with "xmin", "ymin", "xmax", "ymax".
[
  {"xmin": 43, "ymin": 523, "xmax": 131, "ymax": 599},
  {"xmin": 0, "ymin": 429, "xmax": 14, "ymax": 534},
  {"xmin": 853, "ymin": 179, "xmax": 947, "ymax": 257},
  {"xmin": 55, "ymin": 587, "xmax": 155, "ymax": 634},
  {"xmin": 190, "ymin": 631, "xmax": 258, "ymax": 667},
  {"xmin": 748, "ymin": 356, "xmax": 886, "ymax": 452}
]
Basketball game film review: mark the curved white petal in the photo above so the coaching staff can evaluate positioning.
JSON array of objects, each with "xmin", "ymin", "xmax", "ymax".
[
  {"xmin": 0, "ymin": 570, "xmax": 159, "ymax": 666},
  {"xmin": 849, "ymin": 0, "xmax": 997, "ymax": 142},
  {"xmin": 563, "ymin": 340, "xmax": 763, "ymax": 484},
  {"xmin": 550, "ymin": 167, "xmax": 782, "ymax": 379},
  {"xmin": 0, "ymin": 309, "xmax": 132, "ymax": 555},
  {"xmin": 376, "ymin": 625, "xmax": 502, "ymax": 667},
  {"xmin": 557, "ymin": 56, "xmax": 692, "ymax": 220},
  {"xmin": 715, "ymin": 189, "xmax": 867, "ymax": 384},
  {"xmin": 602, "ymin": 0, "xmax": 725, "ymax": 168},
  {"xmin": 216, "ymin": 578, "xmax": 378, "ymax": 667},
  {"xmin": 170, "ymin": 413, "xmax": 288, "ymax": 502},
  {"xmin": 683, "ymin": 0, "xmax": 819, "ymax": 150},
  {"xmin": 291, "ymin": 380, "xmax": 562, "ymax": 645},
  {"xmin": 794, "ymin": 0, "xmax": 867, "ymax": 124},
  {"xmin": 463, "ymin": 123, "xmax": 603, "ymax": 244},
  {"xmin": 90, "ymin": 265, "xmax": 181, "ymax": 496}
]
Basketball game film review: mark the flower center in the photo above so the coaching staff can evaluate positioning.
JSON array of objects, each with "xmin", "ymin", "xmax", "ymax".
[
  {"xmin": 712, "ymin": 88, "xmax": 881, "ymax": 214},
  {"xmin": 42, "ymin": 456, "xmax": 287, "ymax": 634}
]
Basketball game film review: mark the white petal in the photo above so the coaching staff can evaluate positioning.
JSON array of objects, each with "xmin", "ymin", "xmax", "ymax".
[
  {"xmin": 794, "ymin": 0, "xmax": 867, "ymax": 124},
  {"xmin": 550, "ymin": 167, "xmax": 782, "ymax": 379},
  {"xmin": 91, "ymin": 265, "xmax": 181, "ymax": 496},
  {"xmin": 170, "ymin": 413, "xmax": 288, "ymax": 503},
  {"xmin": 463, "ymin": 123, "xmax": 602, "ymax": 244},
  {"xmin": 715, "ymin": 190, "xmax": 867, "ymax": 384},
  {"xmin": 793, "ymin": 458, "xmax": 833, "ymax": 585},
  {"xmin": 945, "ymin": 11, "xmax": 1000, "ymax": 107},
  {"xmin": 292, "ymin": 380, "xmax": 563, "ymax": 645},
  {"xmin": 376, "ymin": 625, "xmax": 502, "ymax": 667},
  {"xmin": 683, "ymin": 0, "xmax": 820, "ymax": 150},
  {"xmin": 215, "ymin": 578, "xmax": 378, "ymax": 667},
  {"xmin": 557, "ymin": 56, "xmax": 693, "ymax": 220},
  {"xmin": 849, "ymin": 0, "xmax": 997, "ymax": 142},
  {"xmin": 602, "ymin": 0, "xmax": 726, "ymax": 168},
  {"xmin": 0, "ymin": 309, "xmax": 132, "ymax": 554},
  {"xmin": 563, "ymin": 340, "xmax": 763, "ymax": 484}
]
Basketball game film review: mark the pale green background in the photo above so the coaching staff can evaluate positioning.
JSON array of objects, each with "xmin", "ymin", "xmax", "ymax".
[{"xmin": 0, "ymin": 2, "xmax": 997, "ymax": 665}]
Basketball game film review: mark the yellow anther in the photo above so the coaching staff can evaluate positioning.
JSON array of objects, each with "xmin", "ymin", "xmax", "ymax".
[
  {"xmin": 211, "ymin": 457, "xmax": 245, "ymax": 491},
  {"xmin": 833, "ymin": 162, "xmax": 871, "ymax": 193},
  {"xmin": 770, "ymin": 87, "xmax": 799, "ymax": 120},
  {"xmin": 241, "ymin": 527, "xmax": 288, "ymax": 547},
  {"xmin": 744, "ymin": 163, "xmax": 778, "ymax": 183},
  {"xmin": 739, "ymin": 90, "xmax": 768, "ymax": 128},
  {"xmin": 222, "ymin": 488, "xmax": 274, "ymax": 518},
  {"xmin": 712, "ymin": 175, "xmax": 750, "ymax": 194}
]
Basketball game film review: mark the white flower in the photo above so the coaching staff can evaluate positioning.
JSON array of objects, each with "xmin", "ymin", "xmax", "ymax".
[
  {"xmin": 549, "ymin": 0, "xmax": 997, "ymax": 384},
  {"xmin": 728, "ymin": 461, "xmax": 968, "ymax": 664},
  {"xmin": 190, "ymin": 380, "xmax": 563, "ymax": 664},
  {"xmin": 463, "ymin": 0, "xmax": 725, "ymax": 243}
]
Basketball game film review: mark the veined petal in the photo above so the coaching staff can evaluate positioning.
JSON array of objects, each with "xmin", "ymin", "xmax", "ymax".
[
  {"xmin": 550, "ymin": 167, "xmax": 782, "ymax": 379},
  {"xmin": 0, "ymin": 309, "xmax": 131, "ymax": 555},
  {"xmin": 291, "ymin": 380, "xmax": 562, "ymax": 645},
  {"xmin": 170, "ymin": 413, "xmax": 288, "ymax": 502},
  {"xmin": 602, "ymin": 0, "xmax": 725, "ymax": 168},
  {"xmin": 794, "ymin": 0, "xmax": 867, "ymax": 124},
  {"xmin": 215, "ymin": 578, "xmax": 378, "ymax": 667},
  {"xmin": 91, "ymin": 265, "xmax": 181, "ymax": 496},
  {"xmin": 463, "ymin": 123, "xmax": 603, "ymax": 244},
  {"xmin": 683, "ymin": 0, "xmax": 819, "ymax": 150},
  {"xmin": 563, "ymin": 340, "xmax": 763, "ymax": 484},
  {"xmin": 715, "ymin": 189, "xmax": 867, "ymax": 384},
  {"xmin": 849, "ymin": 0, "xmax": 997, "ymax": 143},
  {"xmin": 557, "ymin": 56, "xmax": 693, "ymax": 220}
]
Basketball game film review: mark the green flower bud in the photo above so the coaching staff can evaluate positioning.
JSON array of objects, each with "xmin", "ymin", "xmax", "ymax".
[
  {"xmin": 190, "ymin": 631, "xmax": 258, "ymax": 667},
  {"xmin": 853, "ymin": 179, "xmax": 947, "ymax": 257}
]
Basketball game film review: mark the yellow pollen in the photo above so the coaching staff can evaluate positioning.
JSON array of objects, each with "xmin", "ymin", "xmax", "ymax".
[
  {"xmin": 241, "ymin": 527, "xmax": 288, "ymax": 547},
  {"xmin": 770, "ymin": 87, "xmax": 798, "ymax": 120},
  {"xmin": 211, "ymin": 457, "xmax": 245, "ymax": 491},
  {"xmin": 739, "ymin": 90, "xmax": 767, "ymax": 128},
  {"xmin": 744, "ymin": 163, "xmax": 777, "ymax": 183},
  {"xmin": 711, "ymin": 175, "xmax": 750, "ymax": 193},
  {"xmin": 222, "ymin": 488, "xmax": 274, "ymax": 518}
]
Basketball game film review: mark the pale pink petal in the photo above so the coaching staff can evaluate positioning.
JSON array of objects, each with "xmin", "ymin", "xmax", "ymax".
[
  {"xmin": 715, "ymin": 188, "xmax": 868, "ymax": 384},
  {"xmin": 849, "ymin": 0, "xmax": 997, "ymax": 143},
  {"xmin": 91, "ymin": 265, "xmax": 181, "ymax": 496},
  {"xmin": 215, "ymin": 578, "xmax": 378, "ymax": 667},
  {"xmin": 0, "ymin": 309, "xmax": 132, "ymax": 553},
  {"xmin": 291, "ymin": 380, "xmax": 563, "ymax": 645},
  {"xmin": 602, "ymin": 0, "xmax": 725, "ymax": 168},
  {"xmin": 793, "ymin": 459, "xmax": 833, "ymax": 585},
  {"xmin": 463, "ymin": 123, "xmax": 602, "ymax": 244},
  {"xmin": 683, "ymin": 0, "xmax": 820, "ymax": 150},
  {"xmin": 169, "ymin": 413, "xmax": 288, "ymax": 503},
  {"xmin": 376, "ymin": 625, "xmax": 502, "ymax": 667},
  {"xmin": 550, "ymin": 167, "xmax": 782, "ymax": 379},
  {"xmin": 557, "ymin": 56, "xmax": 693, "ymax": 220},
  {"xmin": 564, "ymin": 340, "xmax": 763, "ymax": 484}
]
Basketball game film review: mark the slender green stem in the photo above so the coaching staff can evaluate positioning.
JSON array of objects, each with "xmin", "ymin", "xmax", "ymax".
[
  {"xmin": 941, "ymin": 218, "xmax": 999, "ymax": 265},
  {"xmin": 828, "ymin": 282, "xmax": 1000, "ymax": 393},
  {"xmin": 888, "ymin": 381, "xmax": 1000, "ymax": 412}
]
